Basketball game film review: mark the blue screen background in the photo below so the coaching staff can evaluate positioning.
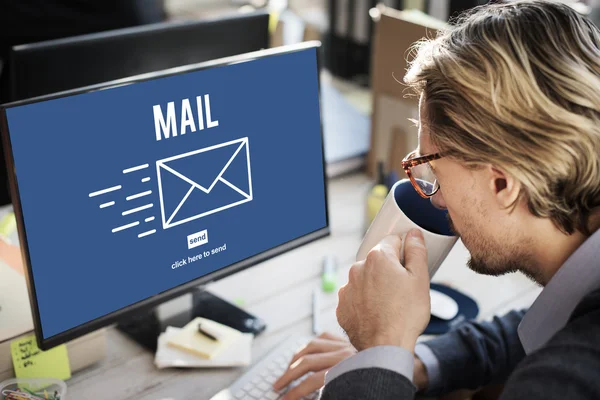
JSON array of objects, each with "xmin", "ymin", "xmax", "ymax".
[{"xmin": 5, "ymin": 48, "xmax": 327, "ymax": 339}]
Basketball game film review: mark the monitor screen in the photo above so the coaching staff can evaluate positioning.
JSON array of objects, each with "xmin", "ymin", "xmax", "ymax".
[{"xmin": 0, "ymin": 44, "xmax": 328, "ymax": 348}]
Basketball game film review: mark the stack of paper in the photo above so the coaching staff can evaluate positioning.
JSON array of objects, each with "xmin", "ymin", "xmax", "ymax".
[{"xmin": 155, "ymin": 318, "xmax": 253, "ymax": 369}]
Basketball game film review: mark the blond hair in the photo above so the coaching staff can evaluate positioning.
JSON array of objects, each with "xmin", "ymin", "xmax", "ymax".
[{"xmin": 404, "ymin": 0, "xmax": 600, "ymax": 235}]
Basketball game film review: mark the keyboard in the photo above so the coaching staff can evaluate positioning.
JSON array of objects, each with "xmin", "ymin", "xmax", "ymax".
[{"xmin": 210, "ymin": 335, "xmax": 319, "ymax": 400}]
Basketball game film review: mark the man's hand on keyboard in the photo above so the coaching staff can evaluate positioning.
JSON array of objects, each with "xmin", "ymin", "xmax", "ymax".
[{"xmin": 272, "ymin": 332, "xmax": 356, "ymax": 400}]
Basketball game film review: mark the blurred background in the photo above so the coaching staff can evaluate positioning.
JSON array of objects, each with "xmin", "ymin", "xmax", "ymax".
[{"xmin": 0, "ymin": 0, "xmax": 594, "ymax": 207}]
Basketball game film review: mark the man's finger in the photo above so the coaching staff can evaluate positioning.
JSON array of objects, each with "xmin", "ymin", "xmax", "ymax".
[
  {"xmin": 288, "ymin": 338, "xmax": 349, "ymax": 367},
  {"xmin": 273, "ymin": 353, "xmax": 338, "ymax": 390},
  {"xmin": 403, "ymin": 229, "xmax": 428, "ymax": 277},
  {"xmin": 371, "ymin": 234, "xmax": 404, "ymax": 261},
  {"xmin": 281, "ymin": 370, "xmax": 326, "ymax": 400},
  {"xmin": 336, "ymin": 283, "xmax": 354, "ymax": 334}
]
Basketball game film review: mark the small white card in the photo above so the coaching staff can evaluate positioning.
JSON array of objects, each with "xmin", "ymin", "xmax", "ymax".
[{"xmin": 155, "ymin": 326, "xmax": 253, "ymax": 369}]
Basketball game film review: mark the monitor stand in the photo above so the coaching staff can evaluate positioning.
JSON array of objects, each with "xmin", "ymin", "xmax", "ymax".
[{"xmin": 116, "ymin": 288, "xmax": 266, "ymax": 352}]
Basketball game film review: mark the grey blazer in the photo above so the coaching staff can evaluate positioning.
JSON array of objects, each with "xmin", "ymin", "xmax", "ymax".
[{"xmin": 319, "ymin": 288, "xmax": 600, "ymax": 399}]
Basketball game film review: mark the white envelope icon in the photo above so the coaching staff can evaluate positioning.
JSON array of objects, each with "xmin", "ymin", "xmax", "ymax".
[{"xmin": 156, "ymin": 138, "xmax": 253, "ymax": 229}]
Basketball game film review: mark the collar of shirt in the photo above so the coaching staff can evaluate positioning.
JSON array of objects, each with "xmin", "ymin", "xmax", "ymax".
[{"xmin": 518, "ymin": 228, "xmax": 600, "ymax": 354}]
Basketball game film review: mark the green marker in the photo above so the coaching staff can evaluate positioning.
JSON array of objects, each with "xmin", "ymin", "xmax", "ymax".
[{"xmin": 321, "ymin": 255, "xmax": 338, "ymax": 293}]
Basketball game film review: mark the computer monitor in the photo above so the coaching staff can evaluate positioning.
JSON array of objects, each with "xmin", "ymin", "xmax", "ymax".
[
  {"xmin": 8, "ymin": 10, "xmax": 270, "ymax": 102},
  {"xmin": 0, "ymin": 41, "xmax": 329, "ymax": 350}
]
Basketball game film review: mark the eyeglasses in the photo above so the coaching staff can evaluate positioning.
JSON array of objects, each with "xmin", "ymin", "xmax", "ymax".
[{"xmin": 401, "ymin": 150, "xmax": 443, "ymax": 198}]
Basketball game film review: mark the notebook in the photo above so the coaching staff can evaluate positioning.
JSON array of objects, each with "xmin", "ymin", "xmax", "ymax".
[
  {"xmin": 156, "ymin": 326, "xmax": 252, "ymax": 369},
  {"xmin": 166, "ymin": 317, "xmax": 243, "ymax": 359}
]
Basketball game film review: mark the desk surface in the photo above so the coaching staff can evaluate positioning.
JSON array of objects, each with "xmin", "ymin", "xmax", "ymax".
[{"xmin": 66, "ymin": 172, "xmax": 541, "ymax": 399}]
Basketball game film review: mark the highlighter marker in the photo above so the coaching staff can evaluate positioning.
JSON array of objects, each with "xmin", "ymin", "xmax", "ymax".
[
  {"xmin": 322, "ymin": 255, "xmax": 338, "ymax": 293},
  {"xmin": 366, "ymin": 162, "xmax": 389, "ymax": 225}
]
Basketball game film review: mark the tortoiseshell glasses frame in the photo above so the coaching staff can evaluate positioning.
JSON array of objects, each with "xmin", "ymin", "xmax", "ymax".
[{"xmin": 401, "ymin": 150, "xmax": 443, "ymax": 198}]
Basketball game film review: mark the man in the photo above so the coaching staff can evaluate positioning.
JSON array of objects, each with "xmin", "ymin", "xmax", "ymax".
[{"xmin": 272, "ymin": 0, "xmax": 600, "ymax": 398}]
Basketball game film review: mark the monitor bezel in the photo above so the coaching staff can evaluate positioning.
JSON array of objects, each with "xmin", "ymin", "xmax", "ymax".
[{"xmin": 0, "ymin": 41, "xmax": 330, "ymax": 350}]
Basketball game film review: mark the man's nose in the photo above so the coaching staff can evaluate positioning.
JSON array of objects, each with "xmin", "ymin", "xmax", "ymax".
[{"xmin": 430, "ymin": 190, "xmax": 447, "ymax": 210}]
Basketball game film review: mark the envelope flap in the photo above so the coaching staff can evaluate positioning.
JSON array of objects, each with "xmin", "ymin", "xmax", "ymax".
[
  {"xmin": 221, "ymin": 142, "xmax": 251, "ymax": 196},
  {"xmin": 159, "ymin": 163, "xmax": 201, "ymax": 220},
  {"xmin": 163, "ymin": 142, "xmax": 241, "ymax": 190}
]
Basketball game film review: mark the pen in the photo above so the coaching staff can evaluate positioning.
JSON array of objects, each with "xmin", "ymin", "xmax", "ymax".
[
  {"xmin": 312, "ymin": 288, "xmax": 321, "ymax": 335},
  {"xmin": 197, "ymin": 323, "xmax": 219, "ymax": 341}
]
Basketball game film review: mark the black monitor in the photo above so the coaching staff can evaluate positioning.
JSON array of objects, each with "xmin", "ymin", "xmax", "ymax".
[
  {"xmin": 0, "ymin": 41, "xmax": 329, "ymax": 350},
  {"xmin": 8, "ymin": 10, "xmax": 270, "ymax": 102}
]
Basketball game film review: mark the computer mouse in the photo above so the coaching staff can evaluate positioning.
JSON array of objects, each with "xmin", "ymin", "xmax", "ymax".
[{"xmin": 430, "ymin": 289, "xmax": 459, "ymax": 320}]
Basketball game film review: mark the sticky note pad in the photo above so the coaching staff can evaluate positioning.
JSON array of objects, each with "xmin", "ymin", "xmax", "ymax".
[
  {"xmin": 167, "ymin": 317, "xmax": 242, "ymax": 359},
  {"xmin": 11, "ymin": 335, "xmax": 71, "ymax": 380}
]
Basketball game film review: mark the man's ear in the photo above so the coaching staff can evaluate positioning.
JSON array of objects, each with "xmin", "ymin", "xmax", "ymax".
[{"xmin": 487, "ymin": 165, "xmax": 521, "ymax": 208}]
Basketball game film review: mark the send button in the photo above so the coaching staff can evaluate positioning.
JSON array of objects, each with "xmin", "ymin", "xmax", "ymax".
[{"xmin": 188, "ymin": 229, "xmax": 208, "ymax": 249}]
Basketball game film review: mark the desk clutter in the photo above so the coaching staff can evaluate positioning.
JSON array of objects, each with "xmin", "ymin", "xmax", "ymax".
[
  {"xmin": 0, "ymin": 378, "xmax": 66, "ymax": 400},
  {"xmin": 155, "ymin": 318, "xmax": 254, "ymax": 369}
]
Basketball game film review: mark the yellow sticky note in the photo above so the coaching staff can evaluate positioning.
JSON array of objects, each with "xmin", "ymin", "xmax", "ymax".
[{"xmin": 10, "ymin": 335, "xmax": 71, "ymax": 381}]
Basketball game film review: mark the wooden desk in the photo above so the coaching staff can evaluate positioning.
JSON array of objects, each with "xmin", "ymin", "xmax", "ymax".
[{"xmin": 66, "ymin": 172, "xmax": 541, "ymax": 399}]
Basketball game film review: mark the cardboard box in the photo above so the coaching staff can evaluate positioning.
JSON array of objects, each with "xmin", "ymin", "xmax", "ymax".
[
  {"xmin": 269, "ymin": 9, "xmax": 323, "ymax": 48},
  {"xmin": 367, "ymin": 6, "xmax": 448, "ymax": 177}
]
